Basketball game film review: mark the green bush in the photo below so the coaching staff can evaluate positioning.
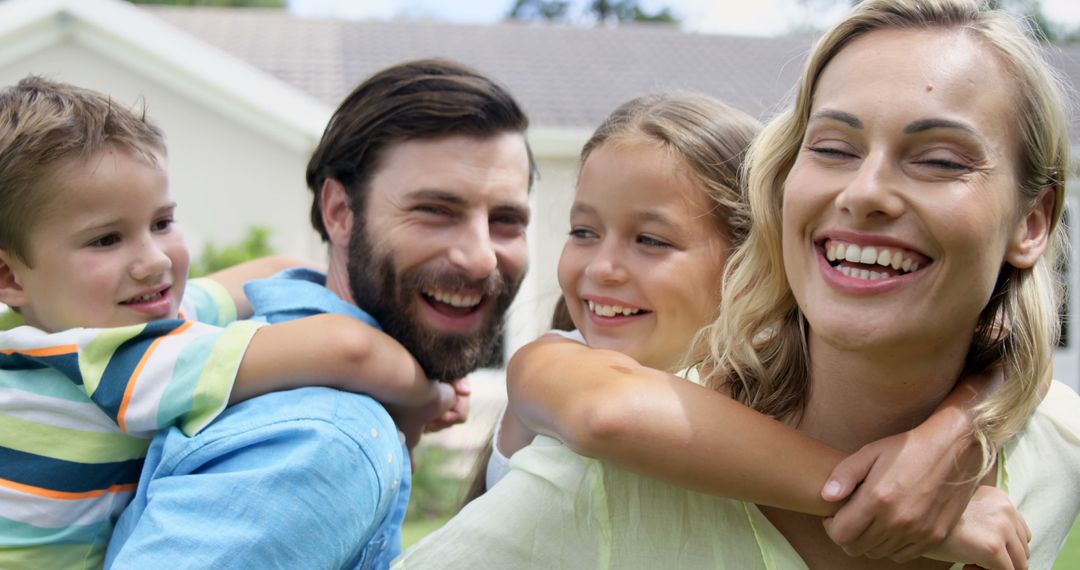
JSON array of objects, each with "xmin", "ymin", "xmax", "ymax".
[
  {"xmin": 189, "ymin": 226, "xmax": 275, "ymax": 277},
  {"xmin": 406, "ymin": 443, "xmax": 466, "ymax": 521}
]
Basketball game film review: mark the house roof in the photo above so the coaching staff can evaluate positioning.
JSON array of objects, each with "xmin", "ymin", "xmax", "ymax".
[
  {"xmin": 0, "ymin": 0, "xmax": 331, "ymax": 152},
  {"xmin": 148, "ymin": 5, "xmax": 1080, "ymax": 143}
]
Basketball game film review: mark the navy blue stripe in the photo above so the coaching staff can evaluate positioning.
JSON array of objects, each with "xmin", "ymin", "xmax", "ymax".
[
  {"xmin": 0, "ymin": 352, "xmax": 82, "ymax": 385},
  {"xmin": 0, "ymin": 445, "xmax": 144, "ymax": 493},
  {"xmin": 92, "ymin": 320, "xmax": 185, "ymax": 424}
]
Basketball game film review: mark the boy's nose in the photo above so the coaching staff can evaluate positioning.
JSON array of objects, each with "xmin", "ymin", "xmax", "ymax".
[{"xmin": 129, "ymin": 243, "xmax": 172, "ymax": 281}]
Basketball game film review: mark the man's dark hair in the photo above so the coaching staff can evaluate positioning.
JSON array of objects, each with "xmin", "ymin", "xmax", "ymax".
[{"xmin": 305, "ymin": 58, "xmax": 536, "ymax": 240}]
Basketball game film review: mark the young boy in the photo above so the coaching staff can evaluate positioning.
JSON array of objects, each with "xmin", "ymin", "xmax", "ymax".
[{"xmin": 0, "ymin": 77, "xmax": 453, "ymax": 568}]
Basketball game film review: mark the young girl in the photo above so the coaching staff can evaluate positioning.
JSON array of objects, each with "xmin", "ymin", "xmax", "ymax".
[{"xmin": 403, "ymin": 90, "xmax": 1029, "ymax": 568}]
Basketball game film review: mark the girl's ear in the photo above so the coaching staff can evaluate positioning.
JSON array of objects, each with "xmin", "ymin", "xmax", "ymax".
[
  {"xmin": 1005, "ymin": 187, "xmax": 1056, "ymax": 269},
  {"xmin": 0, "ymin": 249, "xmax": 28, "ymax": 308},
  {"xmin": 319, "ymin": 178, "xmax": 355, "ymax": 249}
]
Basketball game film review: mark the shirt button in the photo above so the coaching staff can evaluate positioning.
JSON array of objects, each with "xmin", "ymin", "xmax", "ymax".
[
  {"xmin": 387, "ymin": 452, "xmax": 394, "ymax": 463},
  {"xmin": 370, "ymin": 428, "xmax": 378, "ymax": 438},
  {"xmin": 392, "ymin": 479, "xmax": 399, "ymax": 489}
]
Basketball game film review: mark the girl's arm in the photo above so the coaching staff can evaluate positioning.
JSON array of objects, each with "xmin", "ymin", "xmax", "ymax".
[
  {"xmin": 507, "ymin": 334, "xmax": 996, "ymax": 551},
  {"xmin": 506, "ymin": 334, "xmax": 844, "ymax": 515},
  {"xmin": 204, "ymin": 255, "xmax": 322, "ymax": 319}
]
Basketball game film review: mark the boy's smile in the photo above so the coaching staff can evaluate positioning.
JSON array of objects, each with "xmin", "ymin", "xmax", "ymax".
[{"xmin": 0, "ymin": 147, "xmax": 189, "ymax": 332}]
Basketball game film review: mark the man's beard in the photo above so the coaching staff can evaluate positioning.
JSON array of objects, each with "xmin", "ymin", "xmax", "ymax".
[{"xmin": 346, "ymin": 220, "xmax": 521, "ymax": 381}]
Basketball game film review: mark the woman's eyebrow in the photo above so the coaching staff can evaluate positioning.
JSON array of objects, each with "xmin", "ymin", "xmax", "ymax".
[{"xmin": 809, "ymin": 109, "xmax": 863, "ymax": 129}]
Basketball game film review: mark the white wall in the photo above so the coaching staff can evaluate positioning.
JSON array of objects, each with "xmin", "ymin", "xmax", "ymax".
[{"xmin": 0, "ymin": 43, "xmax": 326, "ymax": 264}]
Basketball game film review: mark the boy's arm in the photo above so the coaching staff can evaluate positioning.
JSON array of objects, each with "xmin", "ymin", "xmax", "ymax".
[
  {"xmin": 203, "ymin": 255, "xmax": 322, "ymax": 319},
  {"xmin": 231, "ymin": 313, "xmax": 436, "ymax": 407}
]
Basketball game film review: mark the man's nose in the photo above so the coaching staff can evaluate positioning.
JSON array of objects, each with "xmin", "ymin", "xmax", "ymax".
[{"xmin": 447, "ymin": 218, "xmax": 498, "ymax": 280}]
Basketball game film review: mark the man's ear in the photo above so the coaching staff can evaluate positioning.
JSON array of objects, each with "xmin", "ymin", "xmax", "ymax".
[
  {"xmin": 319, "ymin": 178, "xmax": 354, "ymax": 249},
  {"xmin": 0, "ymin": 249, "xmax": 28, "ymax": 308},
  {"xmin": 1005, "ymin": 187, "xmax": 1056, "ymax": 269}
]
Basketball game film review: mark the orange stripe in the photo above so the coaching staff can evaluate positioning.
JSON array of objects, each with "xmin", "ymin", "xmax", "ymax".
[
  {"xmin": 0, "ymin": 344, "xmax": 78, "ymax": 357},
  {"xmin": 0, "ymin": 477, "xmax": 135, "ymax": 501},
  {"xmin": 116, "ymin": 321, "xmax": 194, "ymax": 433}
]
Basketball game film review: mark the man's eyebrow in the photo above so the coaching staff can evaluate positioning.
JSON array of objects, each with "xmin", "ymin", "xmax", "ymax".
[
  {"xmin": 405, "ymin": 189, "xmax": 467, "ymax": 205},
  {"xmin": 809, "ymin": 109, "xmax": 863, "ymax": 129}
]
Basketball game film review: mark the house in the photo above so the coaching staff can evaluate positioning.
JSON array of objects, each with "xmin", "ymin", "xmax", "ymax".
[{"xmin": 1, "ymin": 0, "xmax": 1077, "ymax": 391}]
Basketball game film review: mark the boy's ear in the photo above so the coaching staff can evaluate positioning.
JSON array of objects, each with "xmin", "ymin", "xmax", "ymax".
[
  {"xmin": 0, "ymin": 248, "xmax": 28, "ymax": 308},
  {"xmin": 319, "ymin": 178, "xmax": 354, "ymax": 250},
  {"xmin": 1005, "ymin": 187, "xmax": 1056, "ymax": 269}
]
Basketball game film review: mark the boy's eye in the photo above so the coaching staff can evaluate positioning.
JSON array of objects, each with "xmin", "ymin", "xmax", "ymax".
[
  {"xmin": 89, "ymin": 233, "xmax": 121, "ymax": 248},
  {"xmin": 638, "ymin": 234, "xmax": 672, "ymax": 248}
]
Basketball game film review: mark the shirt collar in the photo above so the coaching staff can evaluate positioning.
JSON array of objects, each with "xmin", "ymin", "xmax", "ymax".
[{"xmin": 243, "ymin": 267, "xmax": 381, "ymax": 329}]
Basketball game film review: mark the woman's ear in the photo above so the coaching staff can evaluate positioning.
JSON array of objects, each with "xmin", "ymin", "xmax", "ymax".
[
  {"xmin": 1005, "ymin": 187, "xmax": 1056, "ymax": 269},
  {"xmin": 319, "ymin": 178, "xmax": 355, "ymax": 250},
  {"xmin": 0, "ymin": 249, "xmax": 28, "ymax": 308}
]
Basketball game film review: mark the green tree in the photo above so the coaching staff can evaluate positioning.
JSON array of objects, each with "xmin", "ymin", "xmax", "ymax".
[
  {"xmin": 506, "ymin": 0, "xmax": 678, "ymax": 25},
  {"xmin": 127, "ymin": 0, "xmax": 285, "ymax": 7},
  {"xmin": 189, "ymin": 226, "xmax": 276, "ymax": 277}
]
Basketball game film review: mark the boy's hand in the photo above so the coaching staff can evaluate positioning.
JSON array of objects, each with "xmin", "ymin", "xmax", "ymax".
[
  {"xmin": 425, "ymin": 378, "xmax": 471, "ymax": 432},
  {"xmin": 820, "ymin": 417, "xmax": 981, "ymax": 560},
  {"xmin": 387, "ymin": 382, "xmax": 456, "ymax": 452},
  {"xmin": 924, "ymin": 486, "xmax": 1030, "ymax": 570}
]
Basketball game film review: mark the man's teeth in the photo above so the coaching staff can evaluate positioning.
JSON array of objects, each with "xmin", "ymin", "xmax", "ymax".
[
  {"xmin": 587, "ymin": 300, "xmax": 642, "ymax": 317},
  {"xmin": 825, "ymin": 241, "xmax": 921, "ymax": 274},
  {"xmin": 425, "ymin": 289, "xmax": 482, "ymax": 308},
  {"xmin": 125, "ymin": 291, "xmax": 164, "ymax": 303}
]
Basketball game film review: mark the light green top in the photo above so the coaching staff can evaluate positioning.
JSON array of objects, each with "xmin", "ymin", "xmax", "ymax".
[{"xmin": 396, "ymin": 381, "xmax": 1080, "ymax": 569}]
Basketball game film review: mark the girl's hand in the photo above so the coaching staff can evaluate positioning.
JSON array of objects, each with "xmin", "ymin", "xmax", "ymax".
[
  {"xmin": 820, "ymin": 416, "xmax": 982, "ymax": 560},
  {"xmin": 925, "ymin": 486, "xmax": 1031, "ymax": 570}
]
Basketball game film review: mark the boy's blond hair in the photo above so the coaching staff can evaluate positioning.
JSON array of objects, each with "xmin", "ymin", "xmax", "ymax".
[{"xmin": 0, "ymin": 76, "xmax": 166, "ymax": 265}]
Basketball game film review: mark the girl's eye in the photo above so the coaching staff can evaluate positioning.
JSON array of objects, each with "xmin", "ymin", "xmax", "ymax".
[
  {"xmin": 569, "ymin": 227, "xmax": 597, "ymax": 240},
  {"xmin": 89, "ymin": 233, "xmax": 120, "ymax": 248},
  {"xmin": 638, "ymin": 235, "xmax": 672, "ymax": 248}
]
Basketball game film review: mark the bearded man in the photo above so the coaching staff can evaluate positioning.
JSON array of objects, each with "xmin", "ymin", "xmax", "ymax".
[{"xmin": 106, "ymin": 59, "xmax": 534, "ymax": 569}]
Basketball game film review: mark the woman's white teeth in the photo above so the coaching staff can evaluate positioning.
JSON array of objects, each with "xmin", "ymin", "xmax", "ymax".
[
  {"xmin": 825, "ymin": 241, "xmax": 921, "ymax": 275},
  {"xmin": 425, "ymin": 290, "xmax": 481, "ymax": 308},
  {"xmin": 587, "ymin": 300, "xmax": 641, "ymax": 317}
]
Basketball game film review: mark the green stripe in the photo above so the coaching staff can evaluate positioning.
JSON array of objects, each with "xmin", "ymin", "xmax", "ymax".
[
  {"xmin": 0, "ymin": 543, "xmax": 105, "ymax": 570},
  {"xmin": 183, "ymin": 320, "xmax": 262, "ymax": 435},
  {"xmin": 0, "ymin": 414, "xmax": 148, "ymax": 463},
  {"xmin": 80, "ymin": 325, "xmax": 144, "ymax": 396},
  {"xmin": 156, "ymin": 332, "xmax": 215, "ymax": 431},
  {"xmin": 190, "ymin": 278, "xmax": 238, "ymax": 326},
  {"xmin": 0, "ymin": 368, "xmax": 90, "ymax": 402}
]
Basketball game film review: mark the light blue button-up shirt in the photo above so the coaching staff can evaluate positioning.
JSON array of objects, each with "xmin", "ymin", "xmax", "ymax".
[{"xmin": 106, "ymin": 268, "xmax": 411, "ymax": 569}]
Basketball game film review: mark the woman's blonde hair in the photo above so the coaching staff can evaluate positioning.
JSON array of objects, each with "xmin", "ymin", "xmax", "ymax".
[{"xmin": 702, "ymin": 0, "xmax": 1070, "ymax": 473}]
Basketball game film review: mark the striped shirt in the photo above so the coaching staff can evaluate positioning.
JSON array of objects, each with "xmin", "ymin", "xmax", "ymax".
[{"xmin": 0, "ymin": 279, "xmax": 262, "ymax": 569}]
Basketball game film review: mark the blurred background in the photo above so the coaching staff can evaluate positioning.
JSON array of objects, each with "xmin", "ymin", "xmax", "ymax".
[{"xmin": 1, "ymin": 0, "xmax": 1077, "ymax": 563}]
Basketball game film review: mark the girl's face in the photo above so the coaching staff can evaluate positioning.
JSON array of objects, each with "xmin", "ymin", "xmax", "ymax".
[
  {"xmin": 782, "ymin": 28, "xmax": 1049, "ymax": 356},
  {"xmin": 558, "ymin": 142, "xmax": 729, "ymax": 372}
]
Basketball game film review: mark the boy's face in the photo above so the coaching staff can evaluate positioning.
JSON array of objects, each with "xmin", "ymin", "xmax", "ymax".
[{"xmin": 0, "ymin": 147, "xmax": 189, "ymax": 332}]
